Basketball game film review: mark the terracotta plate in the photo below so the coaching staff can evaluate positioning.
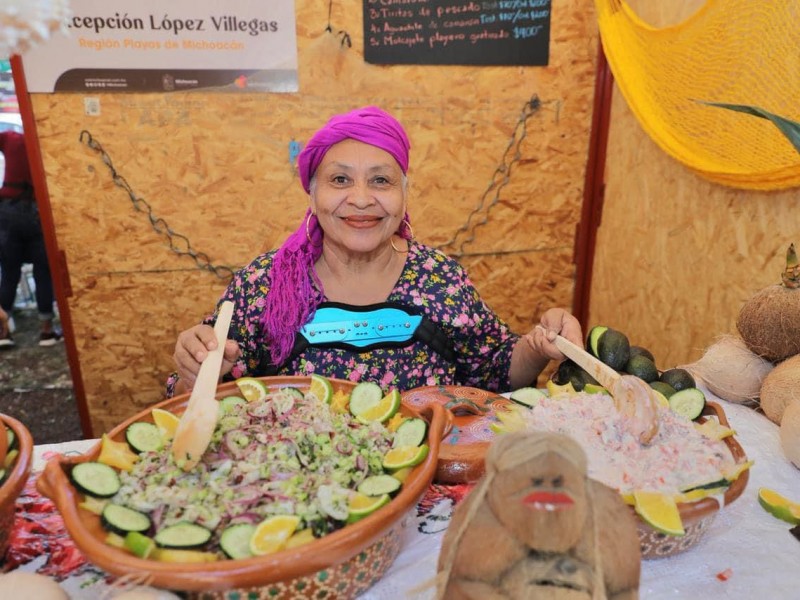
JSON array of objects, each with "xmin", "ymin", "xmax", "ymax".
[{"xmin": 36, "ymin": 376, "xmax": 449, "ymax": 595}]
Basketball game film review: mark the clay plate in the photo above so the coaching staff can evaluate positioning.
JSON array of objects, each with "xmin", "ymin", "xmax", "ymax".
[
  {"xmin": 401, "ymin": 385, "xmax": 512, "ymax": 483},
  {"xmin": 36, "ymin": 376, "xmax": 448, "ymax": 597},
  {"xmin": 0, "ymin": 413, "xmax": 34, "ymax": 559}
]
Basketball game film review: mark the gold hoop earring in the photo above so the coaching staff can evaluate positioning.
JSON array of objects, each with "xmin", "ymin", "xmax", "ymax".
[
  {"xmin": 306, "ymin": 214, "xmax": 322, "ymax": 247},
  {"xmin": 390, "ymin": 237, "xmax": 408, "ymax": 253}
]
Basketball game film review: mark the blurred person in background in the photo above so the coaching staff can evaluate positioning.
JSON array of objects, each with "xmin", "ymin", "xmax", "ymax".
[{"xmin": 0, "ymin": 129, "xmax": 61, "ymax": 348}]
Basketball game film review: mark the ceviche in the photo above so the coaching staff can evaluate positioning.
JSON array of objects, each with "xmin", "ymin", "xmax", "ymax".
[{"xmin": 70, "ymin": 377, "xmax": 429, "ymax": 562}]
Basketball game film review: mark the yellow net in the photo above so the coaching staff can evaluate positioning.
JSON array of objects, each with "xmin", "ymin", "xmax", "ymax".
[{"xmin": 595, "ymin": 0, "xmax": 800, "ymax": 190}]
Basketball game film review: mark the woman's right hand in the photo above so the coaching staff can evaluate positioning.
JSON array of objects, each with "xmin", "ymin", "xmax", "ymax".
[{"xmin": 173, "ymin": 324, "xmax": 241, "ymax": 392}]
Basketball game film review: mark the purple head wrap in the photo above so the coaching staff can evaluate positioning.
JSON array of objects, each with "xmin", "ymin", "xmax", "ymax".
[{"xmin": 262, "ymin": 106, "xmax": 413, "ymax": 368}]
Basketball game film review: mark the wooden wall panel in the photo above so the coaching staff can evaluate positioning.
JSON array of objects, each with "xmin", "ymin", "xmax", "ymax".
[
  {"xmin": 29, "ymin": 0, "xmax": 600, "ymax": 435},
  {"xmin": 589, "ymin": 0, "xmax": 799, "ymax": 371}
]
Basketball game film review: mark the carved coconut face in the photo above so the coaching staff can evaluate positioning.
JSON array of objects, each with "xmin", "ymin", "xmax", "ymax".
[{"xmin": 487, "ymin": 451, "xmax": 588, "ymax": 552}]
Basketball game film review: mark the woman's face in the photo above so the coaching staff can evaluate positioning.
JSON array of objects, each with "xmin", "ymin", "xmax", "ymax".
[{"xmin": 310, "ymin": 139, "xmax": 406, "ymax": 258}]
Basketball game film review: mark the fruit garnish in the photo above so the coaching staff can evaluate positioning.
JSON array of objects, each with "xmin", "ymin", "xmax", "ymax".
[
  {"xmin": 249, "ymin": 515, "xmax": 301, "ymax": 556},
  {"xmin": 285, "ymin": 528, "xmax": 315, "ymax": 549},
  {"xmin": 633, "ymin": 490, "xmax": 685, "ymax": 536},
  {"xmin": 235, "ymin": 377, "xmax": 269, "ymax": 402},
  {"xmin": 356, "ymin": 389, "xmax": 401, "ymax": 424},
  {"xmin": 151, "ymin": 408, "xmax": 180, "ymax": 441},
  {"xmin": 308, "ymin": 374, "xmax": 334, "ymax": 404},
  {"xmin": 758, "ymin": 487, "xmax": 800, "ymax": 524},
  {"xmin": 382, "ymin": 444, "xmax": 429, "ymax": 470},
  {"xmin": 97, "ymin": 433, "xmax": 139, "ymax": 471},
  {"xmin": 347, "ymin": 492, "xmax": 391, "ymax": 523},
  {"xmin": 546, "ymin": 379, "xmax": 577, "ymax": 397}
]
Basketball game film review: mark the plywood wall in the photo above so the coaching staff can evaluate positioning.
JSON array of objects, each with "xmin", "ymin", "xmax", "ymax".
[
  {"xmin": 30, "ymin": 0, "xmax": 600, "ymax": 435},
  {"xmin": 589, "ymin": 0, "xmax": 800, "ymax": 371}
]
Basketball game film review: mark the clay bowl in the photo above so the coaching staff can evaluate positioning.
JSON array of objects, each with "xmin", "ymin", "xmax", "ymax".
[
  {"xmin": 636, "ymin": 401, "xmax": 748, "ymax": 559},
  {"xmin": 37, "ymin": 376, "xmax": 448, "ymax": 598},
  {"xmin": 0, "ymin": 414, "xmax": 34, "ymax": 559}
]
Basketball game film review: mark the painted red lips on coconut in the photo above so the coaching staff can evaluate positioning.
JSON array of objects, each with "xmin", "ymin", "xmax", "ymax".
[{"xmin": 523, "ymin": 491, "xmax": 575, "ymax": 511}]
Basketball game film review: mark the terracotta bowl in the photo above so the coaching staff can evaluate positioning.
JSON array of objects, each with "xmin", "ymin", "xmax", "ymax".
[
  {"xmin": 636, "ymin": 401, "xmax": 748, "ymax": 559},
  {"xmin": 0, "ymin": 414, "xmax": 34, "ymax": 559},
  {"xmin": 37, "ymin": 376, "xmax": 448, "ymax": 598}
]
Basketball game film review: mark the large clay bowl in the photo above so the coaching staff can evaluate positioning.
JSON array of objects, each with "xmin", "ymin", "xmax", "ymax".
[
  {"xmin": 0, "ymin": 414, "xmax": 34, "ymax": 559},
  {"xmin": 37, "ymin": 376, "xmax": 448, "ymax": 598},
  {"xmin": 636, "ymin": 401, "xmax": 749, "ymax": 559}
]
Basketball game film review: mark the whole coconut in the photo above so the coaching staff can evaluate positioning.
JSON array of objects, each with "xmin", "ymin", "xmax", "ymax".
[
  {"xmin": 759, "ymin": 354, "xmax": 800, "ymax": 425},
  {"xmin": 780, "ymin": 399, "xmax": 800, "ymax": 469},
  {"xmin": 737, "ymin": 244, "xmax": 800, "ymax": 362}
]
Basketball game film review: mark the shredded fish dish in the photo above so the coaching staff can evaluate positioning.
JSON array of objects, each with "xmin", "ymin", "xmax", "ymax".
[
  {"xmin": 112, "ymin": 388, "xmax": 394, "ymax": 544},
  {"xmin": 519, "ymin": 393, "xmax": 736, "ymax": 495}
]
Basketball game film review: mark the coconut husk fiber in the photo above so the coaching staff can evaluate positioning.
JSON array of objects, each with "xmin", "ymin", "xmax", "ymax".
[
  {"xmin": 760, "ymin": 355, "xmax": 800, "ymax": 425},
  {"xmin": 737, "ymin": 284, "xmax": 800, "ymax": 362}
]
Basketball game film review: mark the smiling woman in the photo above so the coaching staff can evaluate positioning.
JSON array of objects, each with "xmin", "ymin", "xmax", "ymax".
[{"xmin": 168, "ymin": 106, "xmax": 584, "ymax": 399}]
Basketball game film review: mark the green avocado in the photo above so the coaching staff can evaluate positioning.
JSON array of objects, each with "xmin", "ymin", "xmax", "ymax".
[
  {"xmin": 624, "ymin": 354, "xmax": 659, "ymax": 383},
  {"xmin": 659, "ymin": 368, "xmax": 696, "ymax": 392},
  {"xmin": 597, "ymin": 328, "xmax": 631, "ymax": 371}
]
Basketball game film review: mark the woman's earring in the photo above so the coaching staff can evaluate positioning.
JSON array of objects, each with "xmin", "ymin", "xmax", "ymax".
[
  {"xmin": 306, "ymin": 213, "xmax": 322, "ymax": 247},
  {"xmin": 402, "ymin": 218, "xmax": 414, "ymax": 240},
  {"xmin": 391, "ymin": 219, "xmax": 413, "ymax": 253}
]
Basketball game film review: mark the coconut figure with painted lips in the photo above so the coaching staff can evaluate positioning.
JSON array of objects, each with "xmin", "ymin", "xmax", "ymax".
[{"xmin": 436, "ymin": 431, "xmax": 641, "ymax": 599}]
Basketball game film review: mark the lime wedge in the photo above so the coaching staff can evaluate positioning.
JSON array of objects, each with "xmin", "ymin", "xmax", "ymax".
[
  {"xmin": 151, "ymin": 408, "xmax": 180, "ymax": 441},
  {"xmin": 383, "ymin": 444, "xmax": 429, "ymax": 470},
  {"xmin": 235, "ymin": 377, "xmax": 269, "ymax": 402},
  {"xmin": 758, "ymin": 487, "xmax": 800, "ymax": 524},
  {"xmin": 285, "ymin": 528, "xmax": 315, "ymax": 549},
  {"xmin": 308, "ymin": 374, "xmax": 334, "ymax": 404},
  {"xmin": 124, "ymin": 531, "xmax": 156, "ymax": 559},
  {"xmin": 249, "ymin": 515, "xmax": 301, "ymax": 556},
  {"xmin": 356, "ymin": 389, "xmax": 401, "ymax": 424},
  {"xmin": 633, "ymin": 490, "xmax": 685, "ymax": 536},
  {"xmin": 347, "ymin": 492, "xmax": 391, "ymax": 523}
]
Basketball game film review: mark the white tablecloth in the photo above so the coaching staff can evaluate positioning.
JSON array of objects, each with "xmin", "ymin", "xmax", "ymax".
[{"xmin": 22, "ymin": 398, "xmax": 800, "ymax": 599}]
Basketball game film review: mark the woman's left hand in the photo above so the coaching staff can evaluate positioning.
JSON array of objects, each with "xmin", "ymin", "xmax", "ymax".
[{"xmin": 524, "ymin": 308, "xmax": 583, "ymax": 361}]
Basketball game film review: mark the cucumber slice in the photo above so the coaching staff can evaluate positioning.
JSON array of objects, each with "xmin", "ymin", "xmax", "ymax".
[
  {"xmin": 349, "ymin": 381, "xmax": 383, "ymax": 416},
  {"xmin": 101, "ymin": 503, "xmax": 152, "ymax": 536},
  {"xmin": 680, "ymin": 477, "xmax": 730, "ymax": 493},
  {"xmin": 71, "ymin": 461, "xmax": 122, "ymax": 498},
  {"xmin": 6, "ymin": 428, "xmax": 16, "ymax": 451},
  {"xmin": 219, "ymin": 523, "xmax": 256, "ymax": 559},
  {"xmin": 154, "ymin": 522, "xmax": 213, "ymax": 549},
  {"xmin": 281, "ymin": 386, "xmax": 306, "ymax": 400},
  {"xmin": 509, "ymin": 386, "xmax": 546, "ymax": 408},
  {"xmin": 219, "ymin": 396, "xmax": 247, "ymax": 415},
  {"xmin": 125, "ymin": 422, "xmax": 164, "ymax": 453},
  {"xmin": 668, "ymin": 388, "xmax": 706, "ymax": 421},
  {"xmin": 393, "ymin": 418, "xmax": 427, "ymax": 448},
  {"xmin": 357, "ymin": 474, "xmax": 402, "ymax": 496}
]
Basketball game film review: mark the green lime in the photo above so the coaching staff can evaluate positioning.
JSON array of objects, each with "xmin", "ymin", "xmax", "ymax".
[
  {"xmin": 382, "ymin": 444, "xmax": 429, "ymax": 470},
  {"xmin": 235, "ymin": 377, "xmax": 269, "ymax": 402},
  {"xmin": 356, "ymin": 389, "xmax": 401, "ymax": 424},
  {"xmin": 124, "ymin": 531, "xmax": 156, "ymax": 559},
  {"xmin": 633, "ymin": 490, "xmax": 685, "ymax": 536},
  {"xmin": 758, "ymin": 487, "xmax": 800, "ymax": 524},
  {"xmin": 347, "ymin": 492, "xmax": 391, "ymax": 523},
  {"xmin": 308, "ymin": 374, "xmax": 334, "ymax": 404}
]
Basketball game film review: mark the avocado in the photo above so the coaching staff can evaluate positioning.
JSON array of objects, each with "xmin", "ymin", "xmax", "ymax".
[
  {"xmin": 629, "ymin": 345, "xmax": 656, "ymax": 364},
  {"xmin": 649, "ymin": 381, "xmax": 677, "ymax": 398},
  {"xmin": 597, "ymin": 328, "xmax": 631, "ymax": 371},
  {"xmin": 624, "ymin": 354, "xmax": 659, "ymax": 383},
  {"xmin": 568, "ymin": 368, "xmax": 600, "ymax": 392},
  {"xmin": 553, "ymin": 359, "xmax": 581, "ymax": 386},
  {"xmin": 659, "ymin": 368, "xmax": 696, "ymax": 392},
  {"xmin": 586, "ymin": 326, "xmax": 609, "ymax": 357}
]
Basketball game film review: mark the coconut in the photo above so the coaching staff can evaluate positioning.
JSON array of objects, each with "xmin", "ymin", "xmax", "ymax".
[
  {"xmin": 684, "ymin": 334, "xmax": 773, "ymax": 405},
  {"xmin": 736, "ymin": 243, "xmax": 800, "ymax": 362},
  {"xmin": 779, "ymin": 399, "xmax": 800, "ymax": 469},
  {"xmin": 759, "ymin": 354, "xmax": 800, "ymax": 425}
]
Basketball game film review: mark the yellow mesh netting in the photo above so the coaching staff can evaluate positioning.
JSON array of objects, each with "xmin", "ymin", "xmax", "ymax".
[{"xmin": 595, "ymin": 0, "xmax": 800, "ymax": 190}]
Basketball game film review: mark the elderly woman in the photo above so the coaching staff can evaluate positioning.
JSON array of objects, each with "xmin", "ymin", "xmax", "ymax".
[{"xmin": 169, "ymin": 106, "xmax": 582, "ymax": 397}]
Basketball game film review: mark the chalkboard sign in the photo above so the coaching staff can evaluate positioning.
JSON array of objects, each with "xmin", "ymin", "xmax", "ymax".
[{"xmin": 363, "ymin": 0, "xmax": 551, "ymax": 66}]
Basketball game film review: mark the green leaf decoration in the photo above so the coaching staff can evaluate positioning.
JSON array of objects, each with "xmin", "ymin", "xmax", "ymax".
[{"xmin": 696, "ymin": 101, "xmax": 800, "ymax": 155}]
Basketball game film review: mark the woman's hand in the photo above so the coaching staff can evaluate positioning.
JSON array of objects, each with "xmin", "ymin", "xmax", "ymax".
[
  {"xmin": 524, "ymin": 308, "xmax": 584, "ymax": 361},
  {"xmin": 173, "ymin": 324, "xmax": 241, "ymax": 392}
]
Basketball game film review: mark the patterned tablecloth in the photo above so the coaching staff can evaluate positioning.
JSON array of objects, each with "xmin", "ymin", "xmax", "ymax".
[{"xmin": 2, "ymin": 396, "xmax": 799, "ymax": 599}]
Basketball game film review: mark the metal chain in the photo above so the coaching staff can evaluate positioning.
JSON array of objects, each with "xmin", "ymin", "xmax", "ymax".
[
  {"xmin": 79, "ymin": 130, "xmax": 236, "ymax": 281},
  {"xmin": 436, "ymin": 95, "xmax": 543, "ymax": 258}
]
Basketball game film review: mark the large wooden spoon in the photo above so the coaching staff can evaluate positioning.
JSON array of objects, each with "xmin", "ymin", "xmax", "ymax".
[
  {"xmin": 172, "ymin": 300, "xmax": 234, "ymax": 471},
  {"xmin": 545, "ymin": 330, "xmax": 660, "ymax": 444}
]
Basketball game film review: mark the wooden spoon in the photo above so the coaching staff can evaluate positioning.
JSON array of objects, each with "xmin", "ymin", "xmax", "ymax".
[
  {"xmin": 172, "ymin": 300, "xmax": 234, "ymax": 471},
  {"xmin": 542, "ymin": 328, "xmax": 660, "ymax": 444}
]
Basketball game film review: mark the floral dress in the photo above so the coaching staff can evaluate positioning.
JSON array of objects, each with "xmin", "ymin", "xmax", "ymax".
[{"xmin": 166, "ymin": 242, "xmax": 519, "ymax": 396}]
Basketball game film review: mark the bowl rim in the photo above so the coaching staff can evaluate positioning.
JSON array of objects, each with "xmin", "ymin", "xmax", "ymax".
[
  {"xmin": 0, "ymin": 413, "xmax": 34, "ymax": 510},
  {"xmin": 36, "ymin": 376, "xmax": 449, "ymax": 592}
]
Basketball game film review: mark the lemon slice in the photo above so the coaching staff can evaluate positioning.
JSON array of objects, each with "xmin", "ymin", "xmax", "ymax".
[
  {"xmin": 151, "ymin": 548, "xmax": 219, "ymax": 563},
  {"xmin": 383, "ymin": 444, "xmax": 429, "ymax": 470},
  {"xmin": 308, "ymin": 374, "xmax": 334, "ymax": 404},
  {"xmin": 356, "ymin": 389, "xmax": 401, "ymax": 424},
  {"xmin": 633, "ymin": 490, "xmax": 685, "ymax": 536},
  {"xmin": 694, "ymin": 419, "xmax": 735, "ymax": 440},
  {"xmin": 97, "ymin": 433, "xmax": 140, "ymax": 471},
  {"xmin": 151, "ymin": 408, "xmax": 180, "ymax": 442},
  {"xmin": 758, "ymin": 487, "xmax": 800, "ymax": 524},
  {"xmin": 347, "ymin": 492, "xmax": 391, "ymax": 523},
  {"xmin": 235, "ymin": 377, "xmax": 269, "ymax": 402},
  {"xmin": 285, "ymin": 528, "xmax": 315, "ymax": 549},
  {"xmin": 249, "ymin": 515, "xmax": 301, "ymax": 556}
]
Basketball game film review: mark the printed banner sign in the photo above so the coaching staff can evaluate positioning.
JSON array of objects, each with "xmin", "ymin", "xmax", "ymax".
[{"xmin": 21, "ymin": 0, "xmax": 298, "ymax": 93}]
